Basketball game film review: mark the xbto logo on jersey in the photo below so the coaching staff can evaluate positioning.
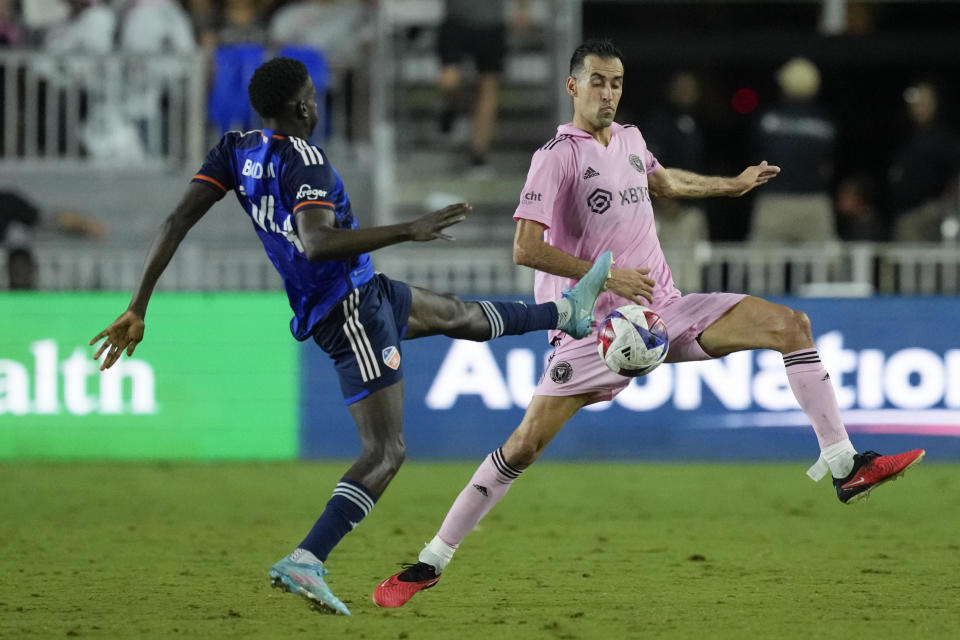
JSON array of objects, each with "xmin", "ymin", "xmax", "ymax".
[
  {"xmin": 620, "ymin": 185, "xmax": 651, "ymax": 205},
  {"xmin": 587, "ymin": 188, "xmax": 613, "ymax": 215}
]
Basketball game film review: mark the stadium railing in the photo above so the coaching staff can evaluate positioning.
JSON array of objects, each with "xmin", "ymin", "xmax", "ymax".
[
  {"xmin": 0, "ymin": 51, "xmax": 206, "ymax": 170},
  {"xmin": 4, "ymin": 241, "xmax": 959, "ymax": 297}
]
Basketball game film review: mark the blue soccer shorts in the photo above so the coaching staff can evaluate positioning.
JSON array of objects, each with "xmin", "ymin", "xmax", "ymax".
[{"xmin": 311, "ymin": 273, "xmax": 412, "ymax": 404}]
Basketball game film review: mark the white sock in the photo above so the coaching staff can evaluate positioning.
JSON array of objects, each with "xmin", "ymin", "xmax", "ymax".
[
  {"xmin": 554, "ymin": 298, "xmax": 572, "ymax": 328},
  {"xmin": 289, "ymin": 548, "xmax": 323, "ymax": 566},
  {"xmin": 824, "ymin": 439, "xmax": 857, "ymax": 478},
  {"xmin": 418, "ymin": 535, "xmax": 457, "ymax": 573},
  {"xmin": 806, "ymin": 439, "xmax": 857, "ymax": 481}
]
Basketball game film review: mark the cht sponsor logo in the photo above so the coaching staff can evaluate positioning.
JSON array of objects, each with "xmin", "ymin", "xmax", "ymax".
[{"xmin": 521, "ymin": 191, "xmax": 543, "ymax": 204}]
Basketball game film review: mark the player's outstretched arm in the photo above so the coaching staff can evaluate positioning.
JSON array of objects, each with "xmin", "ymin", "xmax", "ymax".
[
  {"xmin": 649, "ymin": 161, "xmax": 781, "ymax": 199},
  {"xmin": 295, "ymin": 202, "xmax": 470, "ymax": 262},
  {"xmin": 90, "ymin": 182, "xmax": 219, "ymax": 371}
]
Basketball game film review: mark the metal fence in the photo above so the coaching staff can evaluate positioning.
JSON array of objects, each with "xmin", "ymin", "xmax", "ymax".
[
  {"xmin": 0, "ymin": 51, "xmax": 206, "ymax": 170},
  {"xmin": 4, "ymin": 242, "xmax": 959, "ymax": 297},
  {"xmin": 687, "ymin": 242, "xmax": 960, "ymax": 297}
]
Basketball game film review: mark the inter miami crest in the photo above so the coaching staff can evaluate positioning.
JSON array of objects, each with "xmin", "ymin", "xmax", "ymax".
[
  {"xmin": 550, "ymin": 360, "xmax": 573, "ymax": 384},
  {"xmin": 587, "ymin": 188, "xmax": 612, "ymax": 215},
  {"xmin": 628, "ymin": 153, "xmax": 645, "ymax": 174}
]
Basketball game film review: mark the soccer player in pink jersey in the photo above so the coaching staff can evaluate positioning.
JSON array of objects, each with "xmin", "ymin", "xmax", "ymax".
[{"xmin": 373, "ymin": 39, "xmax": 925, "ymax": 608}]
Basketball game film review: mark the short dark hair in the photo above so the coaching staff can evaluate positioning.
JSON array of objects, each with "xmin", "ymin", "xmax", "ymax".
[
  {"xmin": 569, "ymin": 39, "xmax": 623, "ymax": 76},
  {"xmin": 248, "ymin": 57, "xmax": 309, "ymax": 119}
]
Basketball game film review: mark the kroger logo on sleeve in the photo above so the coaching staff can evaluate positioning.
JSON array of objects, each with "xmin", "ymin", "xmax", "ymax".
[{"xmin": 296, "ymin": 184, "xmax": 328, "ymax": 200}]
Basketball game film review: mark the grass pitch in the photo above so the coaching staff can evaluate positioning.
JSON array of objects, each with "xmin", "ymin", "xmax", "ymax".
[{"xmin": 1, "ymin": 460, "xmax": 957, "ymax": 639}]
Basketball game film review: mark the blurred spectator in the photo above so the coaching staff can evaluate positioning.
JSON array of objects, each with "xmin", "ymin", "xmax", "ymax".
[
  {"xmin": 206, "ymin": 0, "xmax": 269, "ymax": 135},
  {"xmin": 42, "ymin": 0, "xmax": 116, "ymax": 54},
  {"xmin": 0, "ymin": 190, "xmax": 40, "ymax": 244},
  {"xmin": 643, "ymin": 72, "xmax": 709, "ymax": 254},
  {"xmin": 0, "ymin": 189, "xmax": 105, "ymax": 244},
  {"xmin": 644, "ymin": 72, "xmax": 706, "ymax": 174},
  {"xmin": 185, "ymin": 0, "xmax": 219, "ymax": 48},
  {"xmin": 33, "ymin": 1, "xmax": 119, "ymax": 158},
  {"xmin": 268, "ymin": 0, "xmax": 371, "ymax": 68},
  {"xmin": 5, "ymin": 246, "xmax": 37, "ymax": 290},
  {"xmin": 887, "ymin": 81, "xmax": 960, "ymax": 242},
  {"xmin": 119, "ymin": 0, "xmax": 196, "ymax": 54},
  {"xmin": 749, "ymin": 57, "xmax": 838, "ymax": 243},
  {"xmin": 1, "ymin": 188, "xmax": 103, "ymax": 288},
  {"xmin": 21, "ymin": 0, "xmax": 69, "ymax": 35},
  {"xmin": 268, "ymin": 0, "xmax": 374, "ymax": 142},
  {"xmin": 118, "ymin": 0, "xmax": 197, "ymax": 155},
  {"xmin": 834, "ymin": 173, "xmax": 885, "ymax": 241},
  {"xmin": 437, "ymin": 0, "xmax": 529, "ymax": 175},
  {"xmin": 0, "ymin": 0, "xmax": 23, "ymax": 47},
  {"xmin": 217, "ymin": 0, "xmax": 267, "ymax": 45}
]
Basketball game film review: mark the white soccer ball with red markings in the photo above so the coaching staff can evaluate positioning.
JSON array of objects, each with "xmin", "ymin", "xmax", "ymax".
[{"xmin": 596, "ymin": 305, "xmax": 669, "ymax": 377}]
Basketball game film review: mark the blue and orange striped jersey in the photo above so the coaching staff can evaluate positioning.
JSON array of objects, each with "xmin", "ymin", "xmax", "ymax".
[{"xmin": 193, "ymin": 129, "xmax": 374, "ymax": 340}]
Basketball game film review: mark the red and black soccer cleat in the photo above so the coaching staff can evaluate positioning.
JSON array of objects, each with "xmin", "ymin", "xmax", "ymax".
[
  {"xmin": 373, "ymin": 562, "xmax": 441, "ymax": 608},
  {"xmin": 834, "ymin": 449, "xmax": 925, "ymax": 504}
]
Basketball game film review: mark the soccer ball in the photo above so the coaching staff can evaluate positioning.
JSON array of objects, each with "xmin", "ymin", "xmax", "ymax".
[{"xmin": 596, "ymin": 305, "xmax": 669, "ymax": 377}]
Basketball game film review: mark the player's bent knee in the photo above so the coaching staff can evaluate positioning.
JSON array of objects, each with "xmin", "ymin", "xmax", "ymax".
[
  {"xmin": 788, "ymin": 309, "xmax": 812, "ymax": 341},
  {"xmin": 505, "ymin": 433, "xmax": 545, "ymax": 468},
  {"xmin": 508, "ymin": 445, "xmax": 538, "ymax": 468},
  {"xmin": 359, "ymin": 438, "xmax": 406, "ymax": 470},
  {"xmin": 773, "ymin": 308, "xmax": 813, "ymax": 352},
  {"xmin": 382, "ymin": 440, "xmax": 406, "ymax": 471}
]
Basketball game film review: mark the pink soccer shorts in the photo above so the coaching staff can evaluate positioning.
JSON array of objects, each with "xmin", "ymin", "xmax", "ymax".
[{"xmin": 536, "ymin": 292, "xmax": 748, "ymax": 404}]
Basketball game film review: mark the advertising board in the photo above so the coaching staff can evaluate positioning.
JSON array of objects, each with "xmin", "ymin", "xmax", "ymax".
[{"xmin": 0, "ymin": 293, "xmax": 297, "ymax": 459}]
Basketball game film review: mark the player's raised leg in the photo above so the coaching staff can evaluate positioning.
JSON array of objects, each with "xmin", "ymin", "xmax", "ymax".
[
  {"xmin": 373, "ymin": 394, "xmax": 586, "ymax": 607},
  {"xmin": 697, "ymin": 296, "xmax": 924, "ymax": 502},
  {"xmin": 405, "ymin": 251, "xmax": 613, "ymax": 342},
  {"xmin": 272, "ymin": 382, "xmax": 406, "ymax": 615}
]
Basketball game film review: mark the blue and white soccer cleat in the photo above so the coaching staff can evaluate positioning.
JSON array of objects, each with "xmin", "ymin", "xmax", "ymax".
[
  {"xmin": 269, "ymin": 556, "xmax": 351, "ymax": 615},
  {"xmin": 559, "ymin": 250, "xmax": 614, "ymax": 339}
]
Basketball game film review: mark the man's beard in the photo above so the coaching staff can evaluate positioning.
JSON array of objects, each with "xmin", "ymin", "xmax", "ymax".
[{"xmin": 596, "ymin": 111, "xmax": 616, "ymax": 127}]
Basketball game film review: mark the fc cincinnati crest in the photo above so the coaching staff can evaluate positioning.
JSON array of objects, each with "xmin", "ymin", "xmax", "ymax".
[
  {"xmin": 550, "ymin": 360, "xmax": 573, "ymax": 383},
  {"xmin": 628, "ymin": 153, "xmax": 645, "ymax": 174},
  {"xmin": 382, "ymin": 346, "xmax": 401, "ymax": 370}
]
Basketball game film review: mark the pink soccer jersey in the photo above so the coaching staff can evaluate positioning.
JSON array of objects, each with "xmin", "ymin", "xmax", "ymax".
[{"xmin": 513, "ymin": 122, "xmax": 682, "ymax": 343}]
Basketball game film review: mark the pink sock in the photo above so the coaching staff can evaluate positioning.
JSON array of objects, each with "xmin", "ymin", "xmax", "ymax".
[
  {"xmin": 784, "ymin": 348, "xmax": 849, "ymax": 449},
  {"xmin": 437, "ymin": 448, "xmax": 522, "ymax": 547}
]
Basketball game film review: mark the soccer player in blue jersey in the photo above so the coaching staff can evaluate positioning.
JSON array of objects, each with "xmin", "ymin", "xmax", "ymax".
[{"xmin": 90, "ymin": 57, "xmax": 613, "ymax": 616}]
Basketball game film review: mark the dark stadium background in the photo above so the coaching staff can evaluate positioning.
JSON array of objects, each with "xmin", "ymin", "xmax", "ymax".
[{"xmin": 586, "ymin": 0, "xmax": 960, "ymax": 240}]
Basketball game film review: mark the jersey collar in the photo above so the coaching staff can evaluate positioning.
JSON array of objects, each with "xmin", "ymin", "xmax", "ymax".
[{"xmin": 556, "ymin": 121, "xmax": 625, "ymax": 139}]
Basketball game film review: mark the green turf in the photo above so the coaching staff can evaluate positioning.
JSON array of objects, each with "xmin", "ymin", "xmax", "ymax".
[{"xmin": 1, "ymin": 460, "xmax": 957, "ymax": 639}]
